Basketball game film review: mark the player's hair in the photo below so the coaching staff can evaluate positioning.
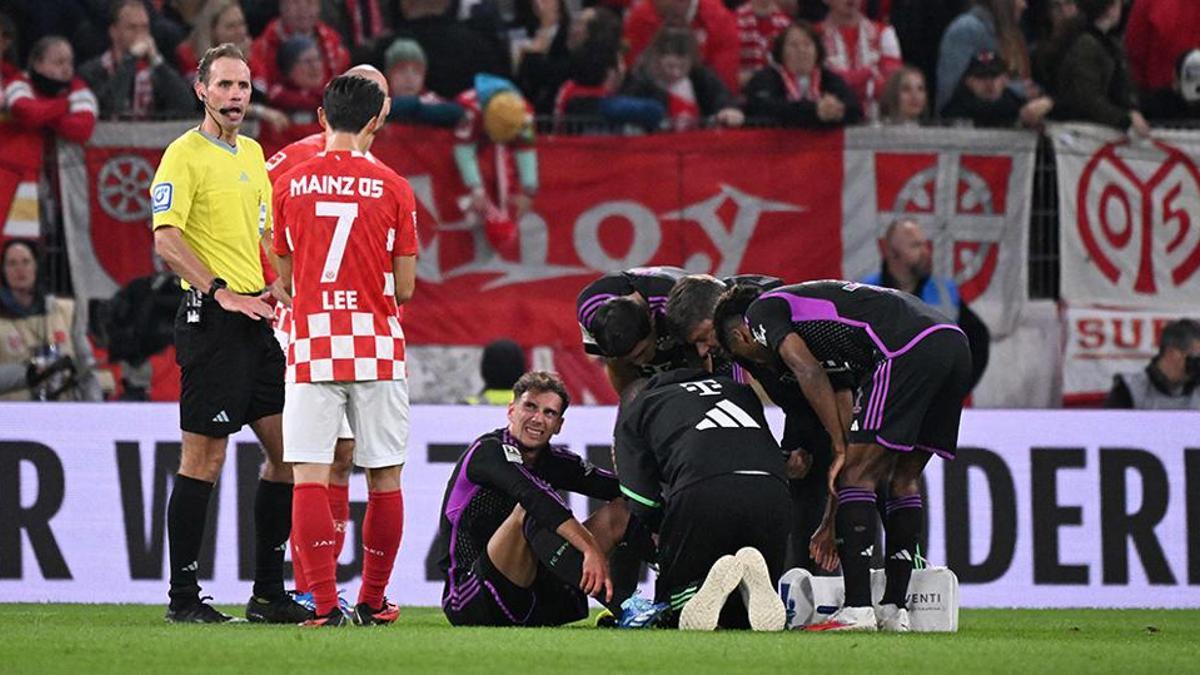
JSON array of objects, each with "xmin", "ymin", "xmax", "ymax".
[
  {"xmin": 1158, "ymin": 319, "xmax": 1200, "ymax": 358},
  {"xmin": 665, "ymin": 274, "xmax": 725, "ymax": 341},
  {"xmin": 322, "ymin": 74, "xmax": 387, "ymax": 133},
  {"xmin": 713, "ymin": 284, "xmax": 765, "ymax": 353},
  {"xmin": 512, "ymin": 371, "xmax": 571, "ymax": 414},
  {"xmin": 592, "ymin": 297, "xmax": 652, "ymax": 358},
  {"xmin": 197, "ymin": 42, "xmax": 248, "ymax": 85}
]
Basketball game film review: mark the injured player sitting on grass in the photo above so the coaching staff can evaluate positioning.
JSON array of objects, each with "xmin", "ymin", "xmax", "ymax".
[{"xmin": 433, "ymin": 371, "xmax": 655, "ymax": 627}]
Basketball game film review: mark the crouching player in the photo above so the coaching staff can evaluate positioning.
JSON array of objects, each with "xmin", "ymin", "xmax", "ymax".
[
  {"xmin": 271, "ymin": 75, "xmax": 418, "ymax": 626},
  {"xmin": 433, "ymin": 371, "xmax": 639, "ymax": 626},
  {"xmin": 615, "ymin": 369, "xmax": 790, "ymax": 631}
]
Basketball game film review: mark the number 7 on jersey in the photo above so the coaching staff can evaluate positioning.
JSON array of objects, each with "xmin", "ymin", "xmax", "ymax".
[{"xmin": 316, "ymin": 200, "xmax": 358, "ymax": 283}]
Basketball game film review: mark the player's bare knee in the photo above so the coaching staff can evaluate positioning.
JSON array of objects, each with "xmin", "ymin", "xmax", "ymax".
[
  {"xmin": 365, "ymin": 465, "xmax": 402, "ymax": 492},
  {"xmin": 888, "ymin": 475, "xmax": 920, "ymax": 497}
]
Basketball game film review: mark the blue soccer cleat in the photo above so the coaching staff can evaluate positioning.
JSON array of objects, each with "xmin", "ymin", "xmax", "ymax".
[{"xmin": 617, "ymin": 592, "xmax": 670, "ymax": 629}]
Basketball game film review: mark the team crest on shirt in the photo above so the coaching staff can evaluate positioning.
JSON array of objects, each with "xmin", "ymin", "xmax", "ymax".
[
  {"xmin": 502, "ymin": 443, "xmax": 523, "ymax": 464},
  {"xmin": 151, "ymin": 183, "xmax": 173, "ymax": 214},
  {"xmin": 752, "ymin": 324, "xmax": 768, "ymax": 347}
]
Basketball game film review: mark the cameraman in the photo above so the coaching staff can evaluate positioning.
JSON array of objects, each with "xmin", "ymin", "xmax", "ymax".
[
  {"xmin": 0, "ymin": 239, "xmax": 102, "ymax": 401},
  {"xmin": 1106, "ymin": 318, "xmax": 1200, "ymax": 410}
]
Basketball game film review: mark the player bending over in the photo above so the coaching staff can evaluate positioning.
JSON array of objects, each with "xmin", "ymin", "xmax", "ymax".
[
  {"xmin": 714, "ymin": 280, "xmax": 971, "ymax": 632},
  {"xmin": 432, "ymin": 371, "xmax": 648, "ymax": 626},
  {"xmin": 271, "ymin": 75, "xmax": 419, "ymax": 627},
  {"xmin": 667, "ymin": 273, "xmax": 854, "ymax": 573},
  {"xmin": 615, "ymin": 369, "xmax": 791, "ymax": 631},
  {"xmin": 576, "ymin": 266, "xmax": 696, "ymax": 395}
]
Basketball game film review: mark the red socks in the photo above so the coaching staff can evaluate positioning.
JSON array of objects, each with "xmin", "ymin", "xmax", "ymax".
[
  {"xmin": 358, "ymin": 489, "xmax": 404, "ymax": 609},
  {"xmin": 329, "ymin": 483, "xmax": 351, "ymax": 559},
  {"xmin": 291, "ymin": 483, "xmax": 339, "ymax": 615},
  {"xmin": 291, "ymin": 483, "xmax": 350, "ymax": 594}
]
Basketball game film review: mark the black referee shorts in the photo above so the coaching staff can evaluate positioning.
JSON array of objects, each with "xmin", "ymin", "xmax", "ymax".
[
  {"xmin": 655, "ymin": 473, "xmax": 791, "ymax": 623},
  {"xmin": 848, "ymin": 327, "xmax": 972, "ymax": 459},
  {"xmin": 174, "ymin": 289, "xmax": 284, "ymax": 437}
]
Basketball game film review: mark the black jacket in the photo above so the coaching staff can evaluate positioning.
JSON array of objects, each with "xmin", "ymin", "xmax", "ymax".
[{"xmin": 743, "ymin": 66, "xmax": 861, "ymax": 127}]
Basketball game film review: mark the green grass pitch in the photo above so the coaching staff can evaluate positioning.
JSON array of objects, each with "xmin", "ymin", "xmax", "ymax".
[{"xmin": 1, "ymin": 606, "xmax": 1198, "ymax": 673}]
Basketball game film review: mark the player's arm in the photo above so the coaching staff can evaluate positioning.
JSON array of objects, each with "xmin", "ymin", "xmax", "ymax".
[
  {"xmin": 393, "ymin": 185, "xmax": 419, "ymax": 305},
  {"xmin": 465, "ymin": 444, "xmax": 611, "ymax": 597},
  {"xmin": 777, "ymin": 333, "xmax": 847, "ymax": 485},
  {"xmin": 613, "ymin": 403, "xmax": 665, "ymax": 532},
  {"xmin": 393, "ymin": 256, "xmax": 415, "ymax": 304},
  {"xmin": 539, "ymin": 448, "xmax": 620, "ymax": 501}
]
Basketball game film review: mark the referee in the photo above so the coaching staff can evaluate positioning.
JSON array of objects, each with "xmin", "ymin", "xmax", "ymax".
[{"xmin": 151, "ymin": 43, "xmax": 308, "ymax": 624}]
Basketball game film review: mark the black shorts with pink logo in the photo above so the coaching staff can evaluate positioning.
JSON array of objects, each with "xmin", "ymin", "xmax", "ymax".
[{"xmin": 847, "ymin": 327, "xmax": 972, "ymax": 459}]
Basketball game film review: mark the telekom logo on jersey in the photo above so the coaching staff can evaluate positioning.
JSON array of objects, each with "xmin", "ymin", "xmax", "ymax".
[{"xmin": 407, "ymin": 177, "xmax": 805, "ymax": 288}]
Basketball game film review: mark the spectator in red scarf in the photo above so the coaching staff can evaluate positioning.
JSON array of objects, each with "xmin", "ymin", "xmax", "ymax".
[
  {"xmin": 79, "ymin": 0, "xmax": 194, "ymax": 119},
  {"xmin": 249, "ymin": 0, "xmax": 350, "ymax": 95},
  {"xmin": 623, "ymin": 27, "xmax": 743, "ymax": 131},
  {"xmin": 818, "ymin": 0, "xmax": 902, "ymax": 121},
  {"xmin": 0, "ymin": 36, "xmax": 97, "ymax": 239},
  {"xmin": 624, "ymin": 0, "xmax": 741, "ymax": 92},
  {"xmin": 744, "ymin": 20, "xmax": 861, "ymax": 127},
  {"xmin": 736, "ymin": 0, "xmax": 793, "ymax": 88}
]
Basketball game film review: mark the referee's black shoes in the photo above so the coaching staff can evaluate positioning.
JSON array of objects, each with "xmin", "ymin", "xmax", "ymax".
[
  {"xmin": 165, "ymin": 596, "xmax": 243, "ymax": 623},
  {"xmin": 245, "ymin": 594, "xmax": 314, "ymax": 623}
]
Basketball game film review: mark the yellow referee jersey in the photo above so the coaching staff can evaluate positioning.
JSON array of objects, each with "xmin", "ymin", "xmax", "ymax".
[{"xmin": 150, "ymin": 129, "xmax": 272, "ymax": 293}]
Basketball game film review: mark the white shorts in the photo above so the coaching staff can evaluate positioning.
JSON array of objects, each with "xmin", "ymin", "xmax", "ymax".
[
  {"xmin": 283, "ymin": 379, "xmax": 409, "ymax": 468},
  {"xmin": 275, "ymin": 310, "xmax": 352, "ymax": 439}
]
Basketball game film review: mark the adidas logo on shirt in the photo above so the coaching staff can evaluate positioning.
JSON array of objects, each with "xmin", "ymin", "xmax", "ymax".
[
  {"xmin": 211, "ymin": 410, "xmax": 230, "ymax": 423},
  {"xmin": 695, "ymin": 399, "xmax": 762, "ymax": 431}
]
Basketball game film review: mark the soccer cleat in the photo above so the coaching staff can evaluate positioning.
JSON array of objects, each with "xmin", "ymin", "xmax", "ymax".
[
  {"xmin": 165, "ymin": 596, "xmax": 243, "ymax": 624},
  {"xmin": 778, "ymin": 567, "xmax": 816, "ymax": 629},
  {"xmin": 291, "ymin": 590, "xmax": 316, "ymax": 612},
  {"xmin": 352, "ymin": 599, "xmax": 400, "ymax": 626},
  {"xmin": 301, "ymin": 608, "xmax": 348, "ymax": 627},
  {"xmin": 877, "ymin": 603, "xmax": 911, "ymax": 632},
  {"xmin": 595, "ymin": 609, "xmax": 618, "ymax": 628},
  {"xmin": 735, "ymin": 547, "xmax": 786, "ymax": 632},
  {"xmin": 616, "ymin": 592, "xmax": 670, "ymax": 629},
  {"xmin": 246, "ymin": 594, "xmax": 314, "ymax": 623},
  {"xmin": 804, "ymin": 605, "xmax": 878, "ymax": 632},
  {"xmin": 679, "ymin": 555, "xmax": 745, "ymax": 631}
]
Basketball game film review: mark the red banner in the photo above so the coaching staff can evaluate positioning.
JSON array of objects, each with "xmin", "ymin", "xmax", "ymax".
[{"xmin": 282, "ymin": 127, "xmax": 846, "ymax": 348}]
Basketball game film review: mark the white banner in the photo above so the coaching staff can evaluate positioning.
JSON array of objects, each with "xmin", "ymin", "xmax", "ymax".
[
  {"xmin": 1062, "ymin": 305, "xmax": 1196, "ymax": 403},
  {"xmin": 1, "ymin": 404, "xmax": 1197, "ymax": 608},
  {"xmin": 841, "ymin": 126, "xmax": 1036, "ymax": 338},
  {"xmin": 1051, "ymin": 123, "xmax": 1200, "ymax": 308}
]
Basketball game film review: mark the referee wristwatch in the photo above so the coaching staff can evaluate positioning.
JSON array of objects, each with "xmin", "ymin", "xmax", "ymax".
[{"xmin": 206, "ymin": 277, "xmax": 228, "ymax": 299}]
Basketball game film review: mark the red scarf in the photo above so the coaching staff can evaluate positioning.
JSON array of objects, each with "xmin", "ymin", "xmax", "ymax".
[
  {"xmin": 772, "ymin": 64, "xmax": 821, "ymax": 102},
  {"xmin": 553, "ymin": 80, "xmax": 611, "ymax": 117}
]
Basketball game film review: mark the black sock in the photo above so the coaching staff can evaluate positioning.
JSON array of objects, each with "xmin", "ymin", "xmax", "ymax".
[
  {"xmin": 168, "ymin": 474, "xmax": 214, "ymax": 607},
  {"xmin": 835, "ymin": 488, "xmax": 877, "ymax": 608},
  {"xmin": 252, "ymin": 479, "xmax": 293, "ymax": 600},
  {"xmin": 882, "ymin": 494, "xmax": 923, "ymax": 608},
  {"xmin": 523, "ymin": 516, "xmax": 625, "ymax": 615}
]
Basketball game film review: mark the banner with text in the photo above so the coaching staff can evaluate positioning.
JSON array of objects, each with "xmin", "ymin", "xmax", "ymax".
[
  {"xmin": 1061, "ymin": 304, "xmax": 1197, "ymax": 404},
  {"xmin": 1, "ymin": 405, "xmax": 1197, "ymax": 607},
  {"xmin": 59, "ymin": 125, "xmax": 1035, "ymax": 402},
  {"xmin": 1051, "ymin": 124, "xmax": 1200, "ymax": 308}
]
